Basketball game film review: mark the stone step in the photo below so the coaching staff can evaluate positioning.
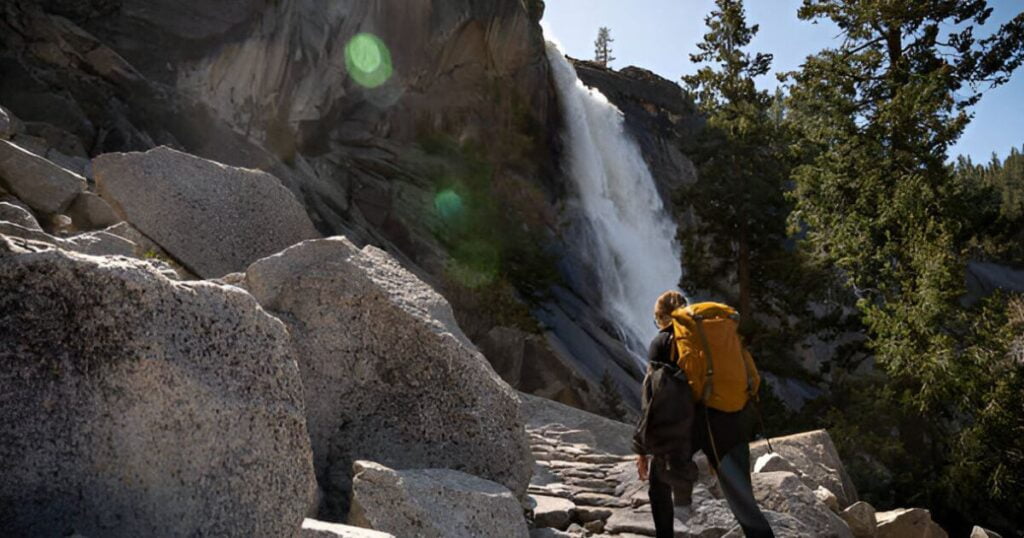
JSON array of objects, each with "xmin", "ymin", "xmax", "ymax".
[{"xmin": 571, "ymin": 492, "xmax": 631, "ymax": 508}]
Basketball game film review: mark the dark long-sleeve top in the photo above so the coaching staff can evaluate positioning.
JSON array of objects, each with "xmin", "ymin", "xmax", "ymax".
[{"xmin": 631, "ymin": 326, "xmax": 696, "ymax": 455}]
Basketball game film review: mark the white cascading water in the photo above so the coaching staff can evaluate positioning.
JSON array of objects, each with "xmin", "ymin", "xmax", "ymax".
[{"xmin": 545, "ymin": 39, "xmax": 684, "ymax": 364}]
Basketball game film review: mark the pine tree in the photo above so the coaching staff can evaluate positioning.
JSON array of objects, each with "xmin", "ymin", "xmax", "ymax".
[
  {"xmin": 594, "ymin": 27, "xmax": 615, "ymax": 67},
  {"xmin": 680, "ymin": 0, "xmax": 792, "ymax": 328},
  {"xmin": 952, "ymin": 145, "xmax": 1024, "ymax": 262},
  {"xmin": 785, "ymin": 1, "xmax": 1024, "ymax": 531}
]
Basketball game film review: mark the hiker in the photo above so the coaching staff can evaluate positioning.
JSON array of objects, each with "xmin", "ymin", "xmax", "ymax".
[
  {"xmin": 633, "ymin": 290, "xmax": 775, "ymax": 538},
  {"xmin": 632, "ymin": 290, "xmax": 698, "ymax": 537}
]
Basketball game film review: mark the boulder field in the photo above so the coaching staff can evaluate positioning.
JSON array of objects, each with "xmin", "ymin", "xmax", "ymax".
[
  {"xmin": 238, "ymin": 236, "xmax": 533, "ymax": 519},
  {"xmin": 0, "ymin": 224, "xmax": 533, "ymax": 535},
  {"xmin": 0, "ymin": 96, "xmax": 962, "ymax": 537},
  {"xmin": 0, "ymin": 113, "xmax": 533, "ymax": 534}
]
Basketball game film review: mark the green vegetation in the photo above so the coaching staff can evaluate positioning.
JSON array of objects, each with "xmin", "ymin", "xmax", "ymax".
[
  {"xmin": 679, "ymin": 0, "xmax": 838, "ymax": 385},
  {"xmin": 680, "ymin": 0, "xmax": 788, "ymax": 321},
  {"xmin": 418, "ymin": 134, "xmax": 559, "ymax": 334},
  {"xmin": 676, "ymin": 0, "xmax": 1024, "ymax": 533},
  {"xmin": 953, "ymin": 146, "xmax": 1024, "ymax": 263},
  {"xmin": 783, "ymin": 2, "xmax": 1024, "ymax": 532}
]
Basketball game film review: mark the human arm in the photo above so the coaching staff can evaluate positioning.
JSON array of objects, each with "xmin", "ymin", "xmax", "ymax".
[{"xmin": 636, "ymin": 454, "xmax": 650, "ymax": 481}]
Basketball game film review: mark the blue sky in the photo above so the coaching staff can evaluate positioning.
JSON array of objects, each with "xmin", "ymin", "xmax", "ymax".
[{"xmin": 542, "ymin": 0, "xmax": 1023, "ymax": 163}]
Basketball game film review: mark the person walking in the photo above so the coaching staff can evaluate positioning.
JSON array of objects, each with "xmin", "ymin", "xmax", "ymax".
[
  {"xmin": 633, "ymin": 290, "xmax": 698, "ymax": 537},
  {"xmin": 633, "ymin": 290, "xmax": 774, "ymax": 538}
]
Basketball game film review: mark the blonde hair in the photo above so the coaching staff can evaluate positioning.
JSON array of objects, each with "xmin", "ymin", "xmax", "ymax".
[{"xmin": 653, "ymin": 290, "xmax": 687, "ymax": 329}]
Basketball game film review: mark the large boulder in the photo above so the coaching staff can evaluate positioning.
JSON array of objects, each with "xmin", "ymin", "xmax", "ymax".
[
  {"xmin": 686, "ymin": 498, "xmax": 741, "ymax": 536},
  {"xmin": 530, "ymin": 494, "xmax": 576, "ymax": 530},
  {"xmin": 0, "ymin": 220, "xmax": 135, "ymax": 257},
  {"xmin": 840, "ymin": 502, "xmax": 878, "ymax": 538},
  {"xmin": 93, "ymin": 146, "xmax": 319, "ymax": 277},
  {"xmin": 875, "ymin": 508, "xmax": 947, "ymax": 538},
  {"xmin": 0, "ymin": 235, "xmax": 316, "ymax": 537},
  {"xmin": 349, "ymin": 460, "xmax": 529, "ymax": 538},
  {"xmin": 240, "ymin": 237, "xmax": 533, "ymax": 519},
  {"xmin": 750, "ymin": 430, "xmax": 858, "ymax": 509},
  {"xmin": 0, "ymin": 139, "xmax": 86, "ymax": 214},
  {"xmin": 102, "ymin": 221, "xmax": 193, "ymax": 279},
  {"xmin": 970, "ymin": 526, "xmax": 1003, "ymax": 538},
  {"xmin": 752, "ymin": 471, "xmax": 853, "ymax": 538},
  {"xmin": 67, "ymin": 191, "xmax": 120, "ymax": 230},
  {"xmin": 754, "ymin": 453, "xmax": 800, "ymax": 475},
  {"xmin": 723, "ymin": 511, "xmax": 814, "ymax": 538},
  {"xmin": 0, "ymin": 200, "xmax": 41, "ymax": 229},
  {"xmin": 519, "ymin": 393, "xmax": 635, "ymax": 456}
]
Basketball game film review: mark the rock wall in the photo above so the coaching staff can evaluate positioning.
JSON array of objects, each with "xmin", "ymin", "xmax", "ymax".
[{"xmin": 76, "ymin": 0, "xmax": 558, "ymax": 250}]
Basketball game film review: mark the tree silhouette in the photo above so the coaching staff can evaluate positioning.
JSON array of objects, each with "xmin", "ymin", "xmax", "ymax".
[{"xmin": 594, "ymin": 27, "xmax": 615, "ymax": 67}]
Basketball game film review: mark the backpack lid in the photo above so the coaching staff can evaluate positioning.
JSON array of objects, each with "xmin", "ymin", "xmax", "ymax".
[{"xmin": 673, "ymin": 302, "xmax": 739, "ymax": 322}]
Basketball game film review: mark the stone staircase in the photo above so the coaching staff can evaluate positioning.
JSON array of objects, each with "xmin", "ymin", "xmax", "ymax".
[{"xmin": 519, "ymin": 393, "xmax": 952, "ymax": 538}]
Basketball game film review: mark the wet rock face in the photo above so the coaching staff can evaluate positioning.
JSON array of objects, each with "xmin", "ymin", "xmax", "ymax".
[
  {"xmin": 0, "ymin": 235, "xmax": 315, "ymax": 537},
  {"xmin": 349, "ymin": 461, "xmax": 529, "ymax": 538},
  {"xmin": 90, "ymin": 0, "xmax": 552, "ymax": 149},
  {"xmin": 571, "ymin": 60, "xmax": 699, "ymax": 202},
  {"xmin": 240, "ymin": 237, "xmax": 533, "ymax": 520},
  {"xmin": 93, "ymin": 146, "xmax": 319, "ymax": 278}
]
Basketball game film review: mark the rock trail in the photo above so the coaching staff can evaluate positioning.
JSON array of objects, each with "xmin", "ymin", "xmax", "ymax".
[{"xmin": 520, "ymin": 395, "xmax": 945, "ymax": 538}]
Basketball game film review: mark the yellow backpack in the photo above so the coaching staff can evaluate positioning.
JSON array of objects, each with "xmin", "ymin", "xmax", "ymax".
[{"xmin": 670, "ymin": 302, "xmax": 760, "ymax": 412}]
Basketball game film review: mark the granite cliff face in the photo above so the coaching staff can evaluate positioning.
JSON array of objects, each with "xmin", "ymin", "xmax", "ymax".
[{"xmin": 80, "ymin": 0, "xmax": 557, "ymax": 252}]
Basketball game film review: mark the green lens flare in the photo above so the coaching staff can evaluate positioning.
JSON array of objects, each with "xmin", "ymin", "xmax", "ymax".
[
  {"xmin": 434, "ymin": 189, "xmax": 464, "ymax": 220},
  {"xmin": 345, "ymin": 33, "xmax": 393, "ymax": 88}
]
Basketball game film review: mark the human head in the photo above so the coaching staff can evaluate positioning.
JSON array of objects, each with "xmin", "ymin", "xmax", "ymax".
[{"xmin": 653, "ymin": 290, "xmax": 686, "ymax": 329}]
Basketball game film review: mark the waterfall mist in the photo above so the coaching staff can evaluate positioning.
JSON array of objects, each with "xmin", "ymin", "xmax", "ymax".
[{"xmin": 545, "ymin": 40, "xmax": 684, "ymax": 364}]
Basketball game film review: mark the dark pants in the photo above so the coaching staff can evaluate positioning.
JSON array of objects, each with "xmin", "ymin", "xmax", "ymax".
[
  {"xmin": 649, "ymin": 454, "xmax": 696, "ymax": 538},
  {"xmin": 696, "ymin": 405, "xmax": 774, "ymax": 538}
]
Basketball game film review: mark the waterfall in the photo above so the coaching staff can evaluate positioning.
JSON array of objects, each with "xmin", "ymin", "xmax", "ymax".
[{"xmin": 545, "ymin": 40, "xmax": 684, "ymax": 364}]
